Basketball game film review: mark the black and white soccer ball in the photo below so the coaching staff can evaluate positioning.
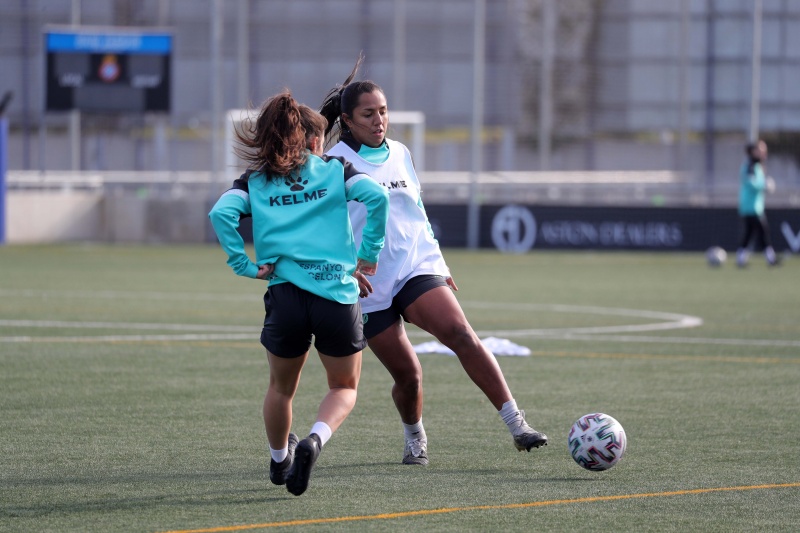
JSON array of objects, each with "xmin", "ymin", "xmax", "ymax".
[{"xmin": 705, "ymin": 246, "xmax": 727, "ymax": 267}]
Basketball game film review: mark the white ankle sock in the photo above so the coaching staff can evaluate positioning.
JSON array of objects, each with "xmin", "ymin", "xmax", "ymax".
[
  {"xmin": 737, "ymin": 248, "xmax": 748, "ymax": 264},
  {"xmin": 270, "ymin": 445, "xmax": 288, "ymax": 463},
  {"xmin": 403, "ymin": 419, "xmax": 427, "ymax": 442},
  {"xmin": 310, "ymin": 421, "xmax": 332, "ymax": 447},
  {"xmin": 766, "ymin": 246, "xmax": 776, "ymax": 263},
  {"xmin": 499, "ymin": 399, "xmax": 523, "ymax": 429}
]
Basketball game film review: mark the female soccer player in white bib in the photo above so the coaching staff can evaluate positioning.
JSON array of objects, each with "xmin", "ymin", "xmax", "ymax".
[
  {"xmin": 319, "ymin": 57, "xmax": 547, "ymax": 466},
  {"xmin": 209, "ymin": 92, "xmax": 389, "ymax": 495}
]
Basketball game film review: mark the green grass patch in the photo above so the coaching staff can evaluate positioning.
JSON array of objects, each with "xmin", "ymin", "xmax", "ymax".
[{"xmin": 1, "ymin": 245, "xmax": 798, "ymax": 532}]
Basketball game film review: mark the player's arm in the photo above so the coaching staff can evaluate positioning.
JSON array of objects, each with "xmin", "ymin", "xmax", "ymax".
[
  {"xmin": 744, "ymin": 163, "xmax": 766, "ymax": 191},
  {"xmin": 416, "ymin": 196, "xmax": 438, "ymax": 241},
  {"xmin": 415, "ymin": 192, "xmax": 457, "ymax": 290},
  {"xmin": 208, "ymin": 184, "xmax": 259, "ymax": 279},
  {"xmin": 752, "ymin": 164, "xmax": 767, "ymax": 191},
  {"xmin": 347, "ymin": 175, "xmax": 389, "ymax": 271},
  {"xmin": 404, "ymin": 144, "xmax": 438, "ymax": 242},
  {"xmin": 325, "ymin": 155, "xmax": 389, "ymax": 269}
]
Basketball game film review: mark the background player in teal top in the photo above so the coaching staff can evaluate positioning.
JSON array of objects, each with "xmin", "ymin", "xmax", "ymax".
[
  {"xmin": 319, "ymin": 56, "xmax": 548, "ymax": 468},
  {"xmin": 208, "ymin": 92, "xmax": 388, "ymax": 496},
  {"xmin": 736, "ymin": 139, "xmax": 779, "ymax": 267}
]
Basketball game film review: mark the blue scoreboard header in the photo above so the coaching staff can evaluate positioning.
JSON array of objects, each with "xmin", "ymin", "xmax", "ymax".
[
  {"xmin": 44, "ymin": 26, "xmax": 172, "ymax": 113},
  {"xmin": 46, "ymin": 29, "xmax": 172, "ymax": 54}
]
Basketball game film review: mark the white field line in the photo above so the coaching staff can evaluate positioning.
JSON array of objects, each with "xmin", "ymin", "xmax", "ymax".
[
  {"xmin": 0, "ymin": 334, "xmax": 255, "ymax": 343},
  {"xmin": 459, "ymin": 301, "xmax": 703, "ymax": 336},
  {"xmin": 0, "ymin": 319, "xmax": 253, "ymax": 332},
  {"xmin": 0, "ymin": 292, "xmax": 796, "ymax": 348},
  {"xmin": 466, "ymin": 333, "xmax": 800, "ymax": 348},
  {"xmin": 0, "ymin": 288, "xmax": 253, "ymax": 302}
]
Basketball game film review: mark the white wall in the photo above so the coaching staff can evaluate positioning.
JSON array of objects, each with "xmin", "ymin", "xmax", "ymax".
[{"xmin": 7, "ymin": 191, "xmax": 104, "ymax": 243}]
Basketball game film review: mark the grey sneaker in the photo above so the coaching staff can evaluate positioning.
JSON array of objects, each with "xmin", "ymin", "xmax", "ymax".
[
  {"xmin": 269, "ymin": 432, "xmax": 299, "ymax": 485},
  {"xmin": 402, "ymin": 437, "xmax": 429, "ymax": 465},
  {"xmin": 286, "ymin": 433, "xmax": 322, "ymax": 496},
  {"xmin": 511, "ymin": 411, "xmax": 548, "ymax": 452}
]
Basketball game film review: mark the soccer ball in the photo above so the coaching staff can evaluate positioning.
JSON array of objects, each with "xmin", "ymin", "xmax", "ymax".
[
  {"xmin": 705, "ymin": 246, "xmax": 727, "ymax": 267},
  {"xmin": 568, "ymin": 413, "xmax": 627, "ymax": 471}
]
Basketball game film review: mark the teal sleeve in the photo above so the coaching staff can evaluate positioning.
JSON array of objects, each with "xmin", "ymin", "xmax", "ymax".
[
  {"xmin": 751, "ymin": 165, "xmax": 766, "ymax": 191},
  {"xmin": 417, "ymin": 196, "xmax": 437, "ymax": 241},
  {"xmin": 208, "ymin": 192, "xmax": 260, "ymax": 279},
  {"xmin": 348, "ymin": 178, "xmax": 389, "ymax": 263}
]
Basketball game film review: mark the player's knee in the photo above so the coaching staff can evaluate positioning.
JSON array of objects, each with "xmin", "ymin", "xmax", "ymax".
[
  {"xmin": 328, "ymin": 384, "xmax": 358, "ymax": 398},
  {"xmin": 441, "ymin": 323, "xmax": 480, "ymax": 352},
  {"xmin": 395, "ymin": 369, "xmax": 422, "ymax": 392},
  {"xmin": 327, "ymin": 374, "xmax": 359, "ymax": 391}
]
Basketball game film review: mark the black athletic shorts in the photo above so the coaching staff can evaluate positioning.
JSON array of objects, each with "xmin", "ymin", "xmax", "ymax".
[
  {"xmin": 260, "ymin": 282, "xmax": 367, "ymax": 358},
  {"xmin": 362, "ymin": 274, "xmax": 449, "ymax": 339}
]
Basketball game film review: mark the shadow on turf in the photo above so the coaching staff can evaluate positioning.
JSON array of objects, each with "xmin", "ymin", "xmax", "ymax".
[
  {"xmin": 1, "ymin": 468, "xmax": 305, "ymax": 518},
  {"xmin": 2, "ymin": 461, "xmax": 598, "ymax": 519},
  {"xmin": 1, "ymin": 489, "xmax": 292, "ymax": 519}
]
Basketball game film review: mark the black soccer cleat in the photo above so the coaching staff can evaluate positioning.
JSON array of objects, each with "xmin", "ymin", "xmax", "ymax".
[
  {"xmin": 269, "ymin": 432, "xmax": 298, "ymax": 486},
  {"xmin": 286, "ymin": 433, "xmax": 322, "ymax": 496}
]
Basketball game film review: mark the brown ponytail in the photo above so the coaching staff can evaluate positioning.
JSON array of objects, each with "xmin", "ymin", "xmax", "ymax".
[{"xmin": 234, "ymin": 91, "xmax": 309, "ymax": 180}]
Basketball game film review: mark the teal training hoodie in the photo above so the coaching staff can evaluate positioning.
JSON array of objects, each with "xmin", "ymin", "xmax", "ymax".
[
  {"xmin": 208, "ymin": 153, "xmax": 389, "ymax": 304},
  {"xmin": 738, "ymin": 159, "xmax": 766, "ymax": 217}
]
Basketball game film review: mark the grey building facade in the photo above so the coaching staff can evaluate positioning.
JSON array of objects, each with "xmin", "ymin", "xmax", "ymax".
[{"xmin": 1, "ymin": 0, "xmax": 798, "ymax": 189}]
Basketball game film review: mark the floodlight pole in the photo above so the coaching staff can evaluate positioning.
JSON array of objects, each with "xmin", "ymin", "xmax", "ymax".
[
  {"xmin": 70, "ymin": 0, "xmax": 81, "ymax": 171},
  {"xmin": 467, "ymin": 0, "xmax": 485, "ymax": 250},
  {"xmin": 210, "ymin": 0, "xmax": 223, "ymax": 188},
  {"xmin": 677, "ymin": 0, "xmax": 689, "ymax": 170},
  {"xmin": 539, "ymin": 0, "xmax": 555, "ymax": 171},
  {"xmin": 0, "ymin": 117, "xmax": 7, "ymax": 244},
  {"xmin": 393, "ymin": 0, "xmax": 407, "ymax": 110},
  {"xmin": 155, "ymin": 0, "xmax": 170, "ymax": 172},
  {"xmin": 749, "ymin": 0, "xmax": 763, "ymax": 143},
  {"xmin": 208, "ymin": 0, "xmax": 224, "ymax": 242},
  {"xmin": 237, "ymin": 0, "xmax": 250, "ymax": 106},
  {"xmin": 703, "ymin": 0, "xmax": 716, "ymax": 193}
]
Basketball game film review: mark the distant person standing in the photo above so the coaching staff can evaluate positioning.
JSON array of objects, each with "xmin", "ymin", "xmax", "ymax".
[{"xmin": 737, "ymin": 139, "xmax": 779, "ymax": 267}]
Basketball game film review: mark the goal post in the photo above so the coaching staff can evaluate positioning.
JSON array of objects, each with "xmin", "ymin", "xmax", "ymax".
[
  {"xmin": 0, "ymin": 117, "xmax": 7, "ymax": 245},
  {"xmin": 224, "ymin": 108, "xmax": 257, "ymax": 183},
  {"xmin": 224, "ymin": 108, "xmax": 426, "ymax": 182},
  {"xmin": 387, "ymin": 111, "xmax": 426, "ymax": 172}
]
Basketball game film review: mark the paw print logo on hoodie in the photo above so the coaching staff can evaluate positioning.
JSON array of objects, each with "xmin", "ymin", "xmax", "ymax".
[{"xmin": 285, "ymin": 175, "xmax": 308, "ymax": 191}]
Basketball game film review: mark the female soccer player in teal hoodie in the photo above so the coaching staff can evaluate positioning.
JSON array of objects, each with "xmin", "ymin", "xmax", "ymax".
[
  {"xmin": 737, "ymin": 139, "xmax": 779, "ymax": 267},
  {"xmin": 208, "ymin": 92, "xmax": 389, "ymax": 496}
]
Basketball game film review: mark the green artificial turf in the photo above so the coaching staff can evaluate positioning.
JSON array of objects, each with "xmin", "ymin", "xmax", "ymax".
[{"xmin": 1, "ymin": 245, "xmax": 798, "ymax": 532}]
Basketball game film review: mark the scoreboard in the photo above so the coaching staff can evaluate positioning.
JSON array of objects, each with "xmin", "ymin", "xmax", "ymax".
[{"xmin": 45, "ymin": 26, "xmax": 172, "ymax": 113}]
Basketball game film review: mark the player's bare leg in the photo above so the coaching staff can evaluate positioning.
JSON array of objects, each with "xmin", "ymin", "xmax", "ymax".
[
  {"xmin": 264, "ymin": 351, "xmax": 307, "ymax": 484},
  {"xmin": 368, "ymin": 321, "xmax": 428, "ymax": 464},
  {"xmin": 403, "ymin": 286, "xmax": 511, "ymax": 408},
  {"xmin": 404, "ymin": 286, "xmax": 548, "ymax": 451},
  {"xmin": 286, "ymin": 350, "xmax": 362, "ymax": 495},
  {"xmin": 368, "ymin": 320, "xmax": 424, "ymax": 424}
]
